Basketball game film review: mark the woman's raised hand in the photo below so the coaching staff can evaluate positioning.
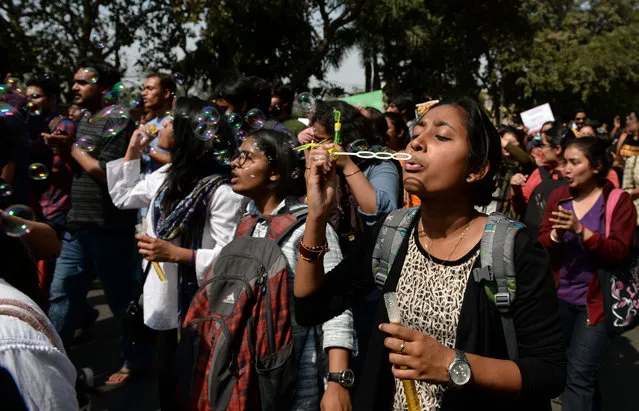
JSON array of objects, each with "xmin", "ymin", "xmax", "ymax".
[{"xmin": 305, "ymin": 143, "xmax": 337, "ymax": 221}]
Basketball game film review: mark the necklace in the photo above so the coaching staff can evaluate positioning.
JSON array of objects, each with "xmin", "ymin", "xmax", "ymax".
[{"xmin": 420, "ymin": 219, "xmax": 473, "ymax": 264}]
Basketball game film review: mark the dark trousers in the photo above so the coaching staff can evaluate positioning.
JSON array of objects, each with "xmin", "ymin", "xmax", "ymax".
[
  {"xmin": 157, "ymin": 328, "xmax": 179, "ymax": 411},
  {"xmin": 558, "ymin": 299, "xmax": 612, "ymax": 411}
]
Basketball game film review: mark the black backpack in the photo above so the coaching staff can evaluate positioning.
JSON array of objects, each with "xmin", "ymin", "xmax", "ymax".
[{"xmin": 523, "ymin": 166, "xmax": 567, "ymax": 236}]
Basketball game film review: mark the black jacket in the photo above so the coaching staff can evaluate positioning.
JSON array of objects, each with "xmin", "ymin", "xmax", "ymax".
[{"xmin": 295, "ymin": 213, "xmax": 566, "ymax": 411}]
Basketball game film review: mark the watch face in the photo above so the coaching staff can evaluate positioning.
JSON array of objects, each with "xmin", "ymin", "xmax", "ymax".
[
  {"xmin": 450, "ymin": 361, "xmax": 471, "ymax": 386},
  {"xmin": 340, "ymin": 370, "xmax": 355, "ymax": 388}
]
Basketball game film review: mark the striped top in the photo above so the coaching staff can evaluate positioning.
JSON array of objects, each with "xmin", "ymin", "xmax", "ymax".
[
  {"xmin": 246, "ymin": 199, "xmax": 357, "ymax": 410},
  {"xmin": 68, "ymin": 111, "xmax": 137, "ymax": 230}
]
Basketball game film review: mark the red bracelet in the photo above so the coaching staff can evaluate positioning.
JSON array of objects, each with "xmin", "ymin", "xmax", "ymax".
[{"xmin": 299, "ymin": 238, "xmax": 330, "ymax": 262}]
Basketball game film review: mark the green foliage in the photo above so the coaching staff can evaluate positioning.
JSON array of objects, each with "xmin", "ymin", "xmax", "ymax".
[{"xmin": 2, "ymin": 0, "xmax": 639, "ymax": 122}]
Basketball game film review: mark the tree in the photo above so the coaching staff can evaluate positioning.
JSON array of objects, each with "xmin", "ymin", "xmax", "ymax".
[{"xmin": 0, "ymin": 0, "xmax": 165, "ymax": 100}]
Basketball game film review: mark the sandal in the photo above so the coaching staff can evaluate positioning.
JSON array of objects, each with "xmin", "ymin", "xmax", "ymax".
[{"xmin": 105, "ymin": 367, "xmax": 133, "ymax": 386}]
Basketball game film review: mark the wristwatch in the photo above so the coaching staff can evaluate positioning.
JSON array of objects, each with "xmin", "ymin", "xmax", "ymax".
[
  {"xmin": 326, "ymin": 369, "xmax": 355, "ymax": 388},
  {"xmin": 447, "ymin": 350, "xmax": 472, "ymax": 389}
]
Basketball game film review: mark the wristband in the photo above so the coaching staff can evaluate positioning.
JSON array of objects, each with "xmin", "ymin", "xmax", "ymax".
[
  {"xmin": 190, "ymin": 249, "xmax": 196, "ymax": 266},
  {"xmin": 344, "ymin": 168, "xmax": 361, "ymax": 178},
  {"xmin": 576, "ymin": 225, "xmax": 585, "ymax": 241},
  {"xmin": 299, "ymin": 238, "xmax": 330, "ymax": 261}
]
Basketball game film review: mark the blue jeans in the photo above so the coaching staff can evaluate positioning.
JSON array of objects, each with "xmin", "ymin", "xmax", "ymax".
[
  {"xmin": 48, "ymin": 227, "xmax": 150, "ymax": 368},
  {"xmin": 558, "ymin": 299, "xmax": 612, "ymax": 411}
]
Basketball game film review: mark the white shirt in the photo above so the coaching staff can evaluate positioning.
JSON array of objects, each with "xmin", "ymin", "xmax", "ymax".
[
  {"xmin": 107, "ymin": 158, "xmax": 245, "ymax": 329},
  {"xmin": 0, "ymin": 280, "xmax": 78, "ymax": 411}
]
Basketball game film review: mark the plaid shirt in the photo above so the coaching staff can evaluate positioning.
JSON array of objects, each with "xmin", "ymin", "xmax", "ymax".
[{"xmin": 39, "ymin": 114, "xmax": 77, "ymax": 221}]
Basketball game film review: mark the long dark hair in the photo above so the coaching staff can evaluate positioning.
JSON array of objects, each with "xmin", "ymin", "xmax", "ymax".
[{"xmin": 161, "ymin": 97, "xmax": 236, "ymax": 212}]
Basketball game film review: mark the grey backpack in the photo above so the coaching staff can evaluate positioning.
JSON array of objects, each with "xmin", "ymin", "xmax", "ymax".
[{"xmin": 372, "ymin": 207, "xmax": 524, "ymax": 359}]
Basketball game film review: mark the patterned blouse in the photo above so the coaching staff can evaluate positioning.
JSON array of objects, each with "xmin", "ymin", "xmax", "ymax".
[{"xmin": 393, "ymin": 231, "xmax": 479, "ymax": 411}]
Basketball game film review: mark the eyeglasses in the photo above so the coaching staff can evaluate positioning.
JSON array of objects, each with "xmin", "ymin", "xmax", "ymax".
[{"xmin": 232, "ymin": 150, "xmax": 267, "ymax": 168}]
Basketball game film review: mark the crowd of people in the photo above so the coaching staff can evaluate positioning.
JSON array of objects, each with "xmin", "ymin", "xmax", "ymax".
[{"xmin": 0, "ymin": 55, "xmax": 637, "ymax": 411}]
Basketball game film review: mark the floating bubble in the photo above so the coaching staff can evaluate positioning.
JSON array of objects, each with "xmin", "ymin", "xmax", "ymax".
[
  {"xmin": 96, "ymin": 105, "xmax": 129, "ymax": 137},
  {"xmin": 90, "ymin": 30, "xmax": 106, "ymax": 49},
  {"xmin": 0, "ymin": 102, "xmax": 18, "ymax": 118},
  {"xmin": 112, "ymin": 82, "xmax": 125, "ymax": 95},
  {"xmin": 0, "ymin": 84, "xmax": 12, "ymax": 98},
  {"xmin": 3, "ymin": 204, "xmax": 35, "ymax": 237},
  {"xmin": 125, "ymin": 95, "xmax": 143, "ymax": 110},
  {"xmin": 73, "ymin": 137, "xmax": 96, "ymax": 153},
  {"xmin": 296, "ymin": 92, "xmax": 316, "ymax": 114},
  {"xmin": 291, "ymin": 169, "xmax": 300, "ymax": 179},
  {"xmin": 28, "ymin": 163, "xmax": 49, "ymax": 181},
  {"xmin": 173, "ymin": 73, "xmax": 185, "ymax": 85},
  {"xmin": 245, "ymin": 108, "xmax": 266, "ymax": 130},
  {"xmin": 103, "ymin": 91, "xmax": 116, "ymax": 106},
  {"xmin": 347, "ymin": 139, "xmax": 369, "ymax": 153},
  {"xmin": 237, "ymin": 129, "xmax": 248, "ymax": 142},
  {"xmin": 6, "ymin": 78, "xmax": 20, "ymax": 91},
  {"xmin": 0, "ymin": 183, "xmax": 12, "ymax": 197},
  {"xmin": 215, "ymin": 150, "xmax": 232, "ymax": 166},
  {"xmin": 193, "ymin": 106, "xmax": 221, "ymax": 141},
  {"xmin": 25, "ymin": 101, "xmax": 42, "ymax": 116},
  {"xmin": 225, "ymin": 112, "xmax": 243, "ymax": 129},
  {"xmin": 83, "ymin": 67, "xmax": 99, "ymax": 84}
]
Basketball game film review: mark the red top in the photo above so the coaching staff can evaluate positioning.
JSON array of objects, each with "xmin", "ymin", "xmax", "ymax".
[{"xmin": 538, "ymin": 182, "xmax": 636, "ymax": 325}]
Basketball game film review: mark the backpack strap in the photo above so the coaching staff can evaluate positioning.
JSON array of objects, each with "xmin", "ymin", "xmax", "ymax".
[
  {"xmin": 538, "ymin": 166, "xmax": 550, "ymax": 180},
  {"xmin": 472, "ymin": 212, "xmax": 524, "ymax": 360},
  {"xmin": 605, "ymin": 189, "xmax": 624, "ymax": 238},
  {"xmin": 272, "ymin": 208, "xmax": 309, "ymax": 244},
  {"xmin": 372, "ymin": 207, "xmax": 420, "ymax": 289}
]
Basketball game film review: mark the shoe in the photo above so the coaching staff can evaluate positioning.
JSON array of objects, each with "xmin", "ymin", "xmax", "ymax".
[{"xmin": 76, "ymin": 367, "xmax": 95, "ymax": 411}]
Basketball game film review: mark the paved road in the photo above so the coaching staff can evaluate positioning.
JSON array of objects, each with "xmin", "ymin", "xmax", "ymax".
[{"xmin": 72, "ymin": 282, "xmax": 639, "ymax": 411}]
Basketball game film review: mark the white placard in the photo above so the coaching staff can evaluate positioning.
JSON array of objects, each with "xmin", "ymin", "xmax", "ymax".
[{"xmin": 520, "ymin": 103, "xmax": 555, "ymax": 133}]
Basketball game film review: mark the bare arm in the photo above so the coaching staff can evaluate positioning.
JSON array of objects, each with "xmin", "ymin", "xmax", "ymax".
[
  {"xmin": 72, "ymin": 145, "xmax": 106, "ymax": 182},
  {"xmin": 1, "ymin": 211, "xmax": 61, "ymax": 259}
]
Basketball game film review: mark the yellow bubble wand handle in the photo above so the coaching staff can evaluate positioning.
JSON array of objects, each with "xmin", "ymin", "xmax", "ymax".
[
  {"xmin": 333, "ymin": 108, "xmax": 342, "ymax": 145},
  {"xmin": 384, "ymin": 292, "xmax": 422, "ymax": 411}
]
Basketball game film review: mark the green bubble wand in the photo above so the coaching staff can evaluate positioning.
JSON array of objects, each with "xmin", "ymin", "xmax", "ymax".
[{"xmin": 333, "ymin": 108, "xmax": 342, "ymax": 145}]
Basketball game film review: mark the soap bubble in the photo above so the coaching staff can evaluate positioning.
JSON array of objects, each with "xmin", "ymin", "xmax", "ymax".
[
  {"xmin": 291, "ymin": 169, "xmax": 300, "ymax": 179},
  {"xmin": 215, "ymin": 150, "xmax": 232, "ymax": 166},
  {"xmin": 3, "ymin": 205, "xmax": 35, "ymax": 237},
  {"xmin": 245, "ymin": 108, "xmax": 266, "ymax": 130},
  {"xmin": 83, "ymin": 67, "xmax": 99, "ymax": 84},
  {"xmin": 25, "ymin": 101, "xmax": 42, "ymax": 116},
  {"xmin": 73, "ymin": 137, "xmax": 96, "ymax": 153},
  {"xmin": 96, "ymin": 105, "xmax": 129, "ymax": 138},
  {"xmin": 347, "ymin": 139, "xmax": 369, "ymax": 153},
  {"xmin": 0, "ymin": 183, "xmax": 12, "ymax": 197},
  {"xmin": 173, "ymin": 73, "xmax": 185, "ymax": 85},
  {"xmin": 237, "ymin": 129, "xmax": 247, "ymax": 142},
  {"xmin": 90, "ymin": 30, "xmax": 106, "ymax": 49},
  {"xmin": 28, "ymin": 163, "xmax": 49, "ymax": 181},
  {"xmin": 296, "ymin": 92, "xmax": 316, "ymax": 114},
  {"xmin": 0, "ymin": 84, "xmax": 12, "ymax": 98},
  {"xmin": 193, "ymin": 106, "xmax": 221, "ymax": 141},
  {"xmin": 0, "ymin": 102, "xmax": 18, "ymax": 118},
  {"xmin": 103, "ymin": 91, "xmax": 116, "ymax": 106},
  {"xmin": 6, "ymin": 78, "xmax": 20, "ymax": 91},
  {"xmin": 225, "ymin": 112, "xmax": 243, "ymax": 129}
]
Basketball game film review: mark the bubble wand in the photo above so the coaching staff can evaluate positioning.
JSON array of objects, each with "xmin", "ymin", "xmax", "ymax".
[
  {"xmin": 333, "ymin": 108, "xmax": 342, "ymax": 145},
  {"xmin": 384, "ymin": 292, "xmax": 422, "ymax": 411}
]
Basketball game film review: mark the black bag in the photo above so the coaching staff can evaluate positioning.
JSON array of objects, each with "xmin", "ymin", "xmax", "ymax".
[
  {"xmin": 523, "ymin": 166, "xmax": 567, "ymax": 235},
  {"xmin": 123, "ymin": 263, "xmax": 154, "ymax": 345}
]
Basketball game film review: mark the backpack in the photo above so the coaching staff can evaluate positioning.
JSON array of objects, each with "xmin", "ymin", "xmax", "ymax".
[
  {"xmin": 523, "ymin": 166, "xmax": 567, "ymax": 236},
  {"xmin": 177, "ymin": 207, "xmax": 308, "ymax": 411},
  {"xmin": 372, "ymin": 208, "xmax": 524, "ymax": 360}
]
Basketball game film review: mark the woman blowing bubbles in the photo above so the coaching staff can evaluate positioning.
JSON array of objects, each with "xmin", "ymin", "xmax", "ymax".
[{"xmin": 294, "ymin": 98, "xmax": 566, "ymax": 411}]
